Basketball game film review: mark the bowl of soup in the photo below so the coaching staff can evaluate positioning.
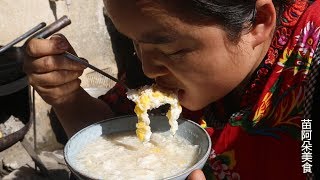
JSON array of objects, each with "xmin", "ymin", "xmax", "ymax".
[{"xmin": 64, "ymin": 115, "xmax": 212, "ymax": 180}]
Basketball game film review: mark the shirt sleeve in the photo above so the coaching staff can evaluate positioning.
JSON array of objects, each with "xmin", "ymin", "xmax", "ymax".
[{"xmin": 98, "ymin": 82, "xmax": 135, "ymax": 116}]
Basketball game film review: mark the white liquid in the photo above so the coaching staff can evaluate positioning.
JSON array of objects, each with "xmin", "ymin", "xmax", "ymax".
[{"xmin": 75, "ymin": 132, "xmax": 199, "ymax": 180}]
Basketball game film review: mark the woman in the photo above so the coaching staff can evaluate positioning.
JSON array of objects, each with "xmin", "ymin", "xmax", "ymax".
[{"xmin": 23, "ymin": 0, "xmax": 319, "ymax": 179}]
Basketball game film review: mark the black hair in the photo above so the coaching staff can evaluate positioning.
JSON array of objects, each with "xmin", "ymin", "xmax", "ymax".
[
  {"xmin": 183, "ymin": 0, "xmax": 258, "ymax": 41},
  {"xmin": 157, "ymin": 0, "xmax": 293, "ymax": 42}
]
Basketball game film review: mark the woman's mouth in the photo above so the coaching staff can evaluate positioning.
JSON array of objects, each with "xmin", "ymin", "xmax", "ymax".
[
  {"xmin": 155, "ymin": 83, "xmax": 178, "ymax": 92},
  {"xmin": 154, "ymin": 81, "xmax": 185, "ymax": 101}
]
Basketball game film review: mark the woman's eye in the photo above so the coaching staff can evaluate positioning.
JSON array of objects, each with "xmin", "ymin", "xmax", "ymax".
[{"xmin": 165, "ymin": 49, "xmax": 190, "ymax": 57}]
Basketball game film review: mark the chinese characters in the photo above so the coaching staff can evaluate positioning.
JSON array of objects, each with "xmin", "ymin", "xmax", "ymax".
[{"xmin": 301, "ymin": 119, "xmax": 312, "ymax": 173}]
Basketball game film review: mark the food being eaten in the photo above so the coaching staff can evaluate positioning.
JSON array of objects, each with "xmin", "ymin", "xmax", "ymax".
[
  {"xmin": 75, "ymin": 131, "xmax": 199, "ymax": 180},
  {"xmin": 127, "ymin": 84, "xmax": 182, "ymax": 142}
]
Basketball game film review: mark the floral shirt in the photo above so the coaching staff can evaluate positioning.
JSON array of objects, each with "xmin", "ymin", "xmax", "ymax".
[{"xmin": 99, "ymin": 0, "xmax": 320, "ymax": 179}]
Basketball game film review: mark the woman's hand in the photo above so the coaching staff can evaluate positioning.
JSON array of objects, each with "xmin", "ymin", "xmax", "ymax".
[
  {"xmin": 23, "ymin": 34, "xmax": 86, "ymax": 106},
  {"xmin": 188, "ymin": 169, "xmax": 206, "ymax": 180}
]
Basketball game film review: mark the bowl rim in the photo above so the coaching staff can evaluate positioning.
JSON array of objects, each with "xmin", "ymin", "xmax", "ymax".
[{"xmin": 64, "ymin": 115, "xmax": 212, "ymax": 180}]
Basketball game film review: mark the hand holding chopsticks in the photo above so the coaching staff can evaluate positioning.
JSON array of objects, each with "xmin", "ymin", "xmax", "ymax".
[{"xmin": 1, "ymin": 15, "xmax": 128, "ymax": 90}]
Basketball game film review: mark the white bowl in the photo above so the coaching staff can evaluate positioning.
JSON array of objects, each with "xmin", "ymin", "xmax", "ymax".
[{"xmin": 64, "ymin": 115, "xmax": 211, "ymax": 180}]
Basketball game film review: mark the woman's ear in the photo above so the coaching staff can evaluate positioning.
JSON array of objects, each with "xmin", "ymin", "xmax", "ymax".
[{"xmin": 248, "ymin": 0, "xmax": 277, "ymax": 48}]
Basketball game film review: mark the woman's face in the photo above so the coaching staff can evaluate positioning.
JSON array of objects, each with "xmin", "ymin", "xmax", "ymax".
[{"xmin": 106, "ymin": 0, "xmax": 265, "ymax": 110}]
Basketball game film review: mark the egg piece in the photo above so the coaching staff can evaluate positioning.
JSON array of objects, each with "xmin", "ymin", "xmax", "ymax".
[{"xmin": 127, "ymin": 84, "xmax": 182, "ymax": 142}]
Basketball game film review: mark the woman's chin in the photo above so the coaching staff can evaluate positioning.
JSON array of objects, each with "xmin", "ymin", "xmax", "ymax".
[
  {"xmin": 178, "ymin": 90, "xmax": 214, "ymax": 111},
  {"xmin": 178, "ymin": 91, "xmax": 205, "ymax": 111}
]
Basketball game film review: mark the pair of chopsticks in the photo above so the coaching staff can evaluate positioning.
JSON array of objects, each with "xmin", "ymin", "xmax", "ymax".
[
  {"xmin": 0, "ymin": 16, "xmax": 128, "ymax": 90},
  {"xmin": 0, "ymin": 22, "xmax": 46, "ymax": 54},
  {"xmin": 0, "ymin": 15, "xmax": 71, "ymax": 53}
]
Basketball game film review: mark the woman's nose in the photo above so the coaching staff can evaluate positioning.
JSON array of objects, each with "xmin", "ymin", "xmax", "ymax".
[{"xmin": 139, "ymin": 50, "xmax": 169, "ymax": 79}]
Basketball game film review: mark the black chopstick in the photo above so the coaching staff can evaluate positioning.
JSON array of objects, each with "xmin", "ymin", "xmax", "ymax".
[
  {"xmin": 0, "ymin": 22, "xmax": 46, "ymax": 54},
  {"xmin": 63, "ymin": 51, "xmax": 129, "ymax": 90}
]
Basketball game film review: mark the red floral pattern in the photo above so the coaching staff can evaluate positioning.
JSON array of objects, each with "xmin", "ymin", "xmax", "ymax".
[{"xmin": 209, "ymin": 1, "xmax": 320, "ymax": 179}]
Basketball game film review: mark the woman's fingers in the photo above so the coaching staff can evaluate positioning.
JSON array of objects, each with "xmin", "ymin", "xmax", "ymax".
[
  {"xmin": 33, "ymin": 78, "xmax": 82, "ymax": 106},
  {"xmin": 28, "ymin": 70, "xmax": 83, "ymax": 87},
  {"xmin": 49, "ymin": 33, "xmax": 78, "ymax": 55},
  {"xmin": 23, "ymin": 34, "xmax": 86, "ymax": 106},
  {"xmin": 25, "ymin": 34, "xmax": 75, "ymax": 56},
  {"xmin": 26, "ymin": 37, "xmax": 66, "ymax": 57},
  {"xmin": 187, "ymin": 169, "xmax": 206, "ymax": 180},
  {"xmin": 23, "ymin": 55, "xmax": 86, "ymax": 74}
]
